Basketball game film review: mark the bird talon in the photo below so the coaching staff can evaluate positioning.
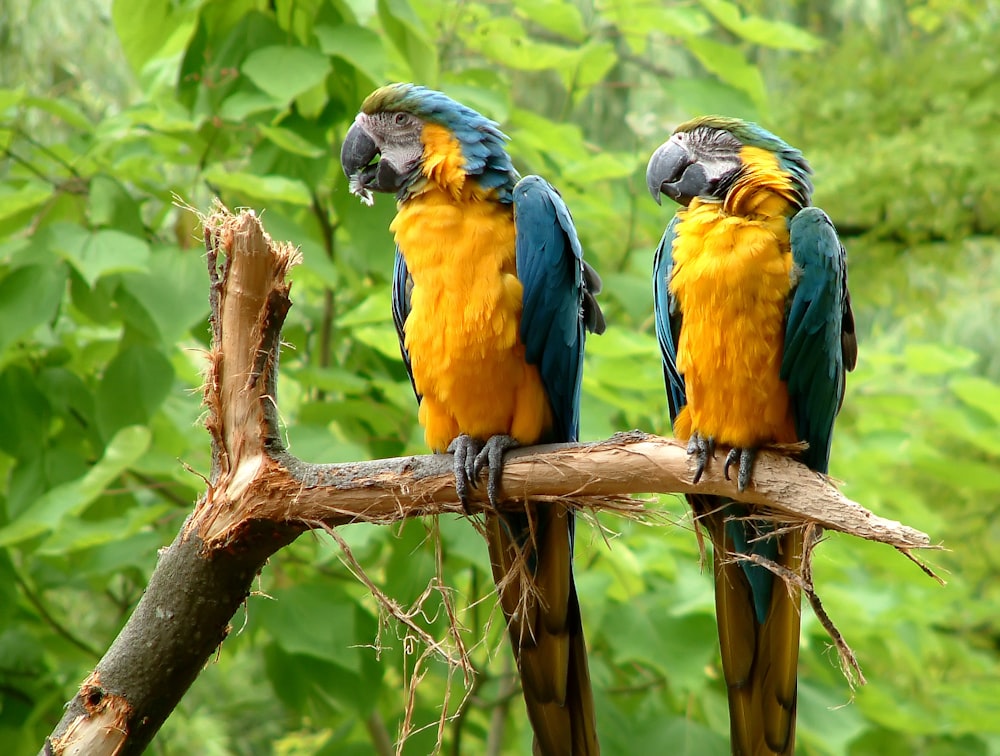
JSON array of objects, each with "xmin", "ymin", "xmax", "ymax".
[
  {"xmin": 686, "ymin": 431, "xmax": 715, "ymax": 484},
  {"xmin": 723, "ymin": 447, "xmax": 757, "ymax": 492},
  {"xmin": 447, "ymin": 434, "xmax": 484, "ymax": 513},
  {"xmin": 723, "ymin": 448, "xmax": 739, "ymax": 482},
  {"xmin": 475, "ymin": 434, "xmax": 519, "ymax": 507}
]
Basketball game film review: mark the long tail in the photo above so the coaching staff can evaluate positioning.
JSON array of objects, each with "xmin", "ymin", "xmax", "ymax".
[
  {"xmin": 484, "ymin": 503, "xmax": 599, "ymax": 756},
  {"xmin": 690, "ymin": 494, "xmax": 802, "ymax": 756}
]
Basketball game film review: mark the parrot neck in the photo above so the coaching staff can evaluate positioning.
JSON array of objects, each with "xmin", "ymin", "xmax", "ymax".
[
  {"xmin": 407, "ymin": 123, "xmax": 509, "ymax": 203},
  {"xmin": 725, "ymin": 146, "xmax": 807, "ymax": 218}
]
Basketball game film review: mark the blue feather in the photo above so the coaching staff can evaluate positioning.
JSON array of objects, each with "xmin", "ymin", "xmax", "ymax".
[
  {"xmin": 782, "ymin": 207, "xmax": 852, "ymax": 474},
  {"xmin": 513, "ymin": 175, "xmax": 603, "ymax": 443}
]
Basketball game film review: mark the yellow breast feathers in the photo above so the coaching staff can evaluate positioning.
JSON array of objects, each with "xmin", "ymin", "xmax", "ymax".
[
  {"xmin": 669, "ymin": 149, "xmax": 801, "ymax": 448},
  {"xmin": 389, "ymin": 125, "xmax": 552, "ymax": 451}
]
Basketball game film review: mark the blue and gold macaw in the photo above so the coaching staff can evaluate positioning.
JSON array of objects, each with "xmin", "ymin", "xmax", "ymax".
[
  {"xmin": 341, "ymin": 84, "xmax": 604, "ymax": 755},
  {"xmin": 645, "ymin": 117, "xmax": 857, "ymax": 755}
]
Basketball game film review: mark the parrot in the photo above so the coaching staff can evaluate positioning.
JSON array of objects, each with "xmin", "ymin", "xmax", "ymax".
[
  {"xmin": 340, "ymin": 83, "xmax": 605, "ymax": 755},
  {"xmin": 645, "ymin": 117, "xmax": 857, "ymax": 755}
]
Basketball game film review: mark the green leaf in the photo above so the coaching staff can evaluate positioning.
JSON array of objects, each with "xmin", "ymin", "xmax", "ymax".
[
  {"xmin": 513, "ymin": 0, "xmax": 586, "ymax": 42},
  {"xmin": 202, "ymin": 167, "xmax": 313, "ymax": 206},
  {"xmin": 257, "ymin": 125, "xmax": 324, "ymax": 158},
  {"xmin": 563, "ymin": 152, "xmax": 635, "ymax": 185},
  {"xmin": 684, "ymin": 36, "xmax": 769, "ymax": 114},
  {"xmin": 377, "ymin": 0, "xmax": 439, "ymax": 83},
  {"xmin": 96, "ymin": 345, "xmax": 175, "ymax": 441},
  {"xmin": 242, "ymin": 46, "xmax": 332, "ymax": 101},
  {"xmin": 119, "ymin": 247, "xmax": 209, "ymax": 345},
  {"xmin": 0, "ymin": 425, "xmax": 151, "ymax": 547},
  {"xmin": 112, "ymin": 0, "xmax": 197, "ymax": 76},
  {"xmin": 661, "ymin": 77, "xmax": 758, "ymax": 122},
  {"xmin": 700, "ymin": 0, "xmax": 824, "ymax": 51},
  {"xmin": 573, "ymin": 41, "xmax": 618, "ymax": 93},
  {"xmin": 285, "ymin": 424, "xmax": 370, "ymax": 465},
  {"xmin": 0, "ymin": 367, "xmax": 52, "ymax": 459},
  {"xmin": 351, "ymin": 325, "xmax": 404, "ymax": 361},
  {"xmin": 218, "ymin": 91, "xmax": 283, "ymax": 121},
  {"xmin": 602, "ymin": 594, "xmax": 717, "ymax": 690},
  {"xmin": 257, "ymin": 583, "xmax": 362, "ymax": 671},
  {"xmin": 950, "ymin": 376, "xmax": 1000, "ymax": 423},
  {"xmin": 0, "ymin": 182, "xmax": 54, "ymax": 226},
  {"xmin": 38, "ymin": 503, "xmax": 173, "ymax": 556},
  {"xmin": 601, "ymin": 1, "xmax": 710, "ymax": 54},
  {"xmin": 88, "ymin": 175, "xmax": 147, "ymax": 236},
  {"xmin": 467, "ymin": 18, "xmax": 572, "ymax": 72},
  {"xmin": 22, "ymin": 95, "xmax": 94, "ymax": 132},
  {"xmin": 0, "ymin": 264, "xmax": 66, "ymax": 363},
  {"xmin": 657, "ymin": 719, "xmax": 729, "ymax": 756},
  {"xmin": 314, "ymin": 24, "xmax": 386, "ymax": 85},
  {"xmin": 440, "ymin": 69, "xmax": 513, "ymax": 123},
  {"xmin": 53, "ymin": 225, "xmax": 151, "ymax": 287},
  {"xmin": 333, "ymin": 174, "xmax": 397, "ymax": 275},
  {"xmin": 797, "ymin": 681, "xmax": 868, "ymax": 754},
  {"xmin": 903, "ymin": 343, "xmax": 979, "ymax": 375},
  {"xmin": 287, "ymin": 366, "xmax": 370, "ymax": 394},
  {"xmin": 0, "ymin": 86, "xmax": 26, "ymax": 113}
]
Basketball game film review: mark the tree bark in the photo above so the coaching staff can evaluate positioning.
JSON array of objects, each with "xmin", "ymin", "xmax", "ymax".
[{"xmin": 41, "ymin": 203, "xmax": 934, "ymax": 755}]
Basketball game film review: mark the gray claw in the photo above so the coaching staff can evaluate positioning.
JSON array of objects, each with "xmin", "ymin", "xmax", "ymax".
[
  {"xmin": 474, "ymin": 434, "xmax": 519, "ymax": 506},
  {"xmin": 686, "ymin": 431, "xmax": 715, "ymax": 484},
  {"xmin": 447, "ymin": 434, "xmax": 484, "ymax": 511},
  {"xmin": 724, "ymin": 447, "xmax": 757, "ymax": 492}
]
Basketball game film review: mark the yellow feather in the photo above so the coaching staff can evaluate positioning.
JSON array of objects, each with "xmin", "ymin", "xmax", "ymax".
[
  {"xmin": 390, "ymin": 183, "xmax": 552, "ymax": 451},
  {"xmin": 668, "ymin": 186, "xmax": 797, "ymax": 448}
]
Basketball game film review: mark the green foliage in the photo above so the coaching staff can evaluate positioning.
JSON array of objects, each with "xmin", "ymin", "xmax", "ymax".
[{"xmin": 1, "ymin": 0, "xmax": 998, "ymax": 753}]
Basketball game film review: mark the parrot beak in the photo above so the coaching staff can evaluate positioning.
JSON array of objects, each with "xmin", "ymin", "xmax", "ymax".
[
  {"xmin": 341, "ymin": 117, "xmax": 382, "ymax": 205},
  {"xmin": 646, "ymin": 137, "xmax": 703, "ymax": 207},
  {"xmin": 341, "ymin": 118, "xmax": 380, "ymax": 178}
]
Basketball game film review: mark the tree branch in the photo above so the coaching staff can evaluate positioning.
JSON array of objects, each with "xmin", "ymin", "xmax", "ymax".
[{"xmin": 41, "ymin": 203, "xmax": 935, "ymax": 756}]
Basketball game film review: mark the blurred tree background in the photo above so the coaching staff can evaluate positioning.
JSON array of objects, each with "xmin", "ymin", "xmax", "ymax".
[{"xmin": 2, "ymin": 0, "xmax": 998, "ymax": 753}]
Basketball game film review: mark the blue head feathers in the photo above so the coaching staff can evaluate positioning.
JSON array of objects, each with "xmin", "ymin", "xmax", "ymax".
[{"xmin": 363, "ymin": 83, "xmax": 517, "ymax": 195}]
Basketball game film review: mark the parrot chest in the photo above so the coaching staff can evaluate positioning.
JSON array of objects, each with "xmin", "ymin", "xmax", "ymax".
[
  {"xmin": 669, "ymin": 202, "xmax": 797, "ymax": 448},
  {"xmin": 391, "ymin": 191, "xmax": 551, "ymax": 450}
]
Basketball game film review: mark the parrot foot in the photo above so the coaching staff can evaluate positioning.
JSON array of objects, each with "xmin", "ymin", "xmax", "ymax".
[
  {"xmin": 687, "ymin": 431, "xmax": 716, "ymax": 484},
  {"xmin": 475, "ymin": 434, "xmax": 519, "ymax": 507},
  {"xmin": 724, "ymin": 447, "xmax": 757, "ymax": 492},
  {"xmin": 447, "ymin": 434, "xmax": 519, "ymax": 510},
  {"xmin": 447, "ymin": 434, "xmax": 484, "ymax": 512}
]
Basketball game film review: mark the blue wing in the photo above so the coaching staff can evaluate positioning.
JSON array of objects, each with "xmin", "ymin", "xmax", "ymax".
[
  {"xmin": 782, "ymin": 207, "xmax": 857, "ymax": 473},
  {"xmin": 391, "ymin": 247, "xmax": 419, "ymax": 402},
  {"xmin": 513, "ymin": 175, "xmax": 605, "ymax": 444},
  {"xmin": 652, "ymin": 215, "xmax": 686, "ymax": 421}
]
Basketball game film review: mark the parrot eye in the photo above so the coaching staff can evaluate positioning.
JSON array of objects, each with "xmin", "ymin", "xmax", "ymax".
[{"xmin": 393, "ymin": 112, "xmax": 409, "ymax": 126}]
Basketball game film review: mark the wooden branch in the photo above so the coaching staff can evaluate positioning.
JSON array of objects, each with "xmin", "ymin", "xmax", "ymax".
[
  {"xmin": 183, "ymin": 434, "xmax": 928, "ymax": 551},
  {"xmin": 41, "ymin": 203, "xmax": 934, "ymax": 756}
]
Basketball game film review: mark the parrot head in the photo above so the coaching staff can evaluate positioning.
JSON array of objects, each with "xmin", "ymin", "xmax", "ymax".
[
  {"xmin": 341, "ymin": 83, "xmax": 516, "ymax": 204},
  {"xmin": 645, "ymin": 116, "xmax": 812, "ymax": 208}
]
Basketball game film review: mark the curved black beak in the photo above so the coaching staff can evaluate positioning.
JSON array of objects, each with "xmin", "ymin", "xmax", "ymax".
[
  {"xmin": 341, "ymin": 119, "xmax": 381, "ymax": 204},
  {"xmin": 646, "ymin": 139, "xmax": 703, "ymax": 207},
  {"xmin": 341, "ymin": 117, "xmax": 408, "ymax": 202},
  {"xmin": 341, "ymin": 119, "xmax": 379, "ymax": 179}
]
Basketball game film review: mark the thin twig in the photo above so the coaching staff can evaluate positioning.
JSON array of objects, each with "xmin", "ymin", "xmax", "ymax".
[
  {"xmin": 486, "ymin": 653, "xmax": 517, "ymax": 756},
  {"xmin": 364, "ymin": 710, "xmax": 394, "ymax": 756},
  {"xmin": 896, "ymin": 546, "xmax": 947, "ymax": 585},
  {"xmin": 13, "ymin": 570, "xmax": 102, "ymax": 659},
  {"xmin": 738, "ymin": 544, "xmax": 867, "ymax": 689}
]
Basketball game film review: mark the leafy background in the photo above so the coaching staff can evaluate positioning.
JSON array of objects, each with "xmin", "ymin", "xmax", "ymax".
[{"xmin": 2, "ymin": 0, "xmax": 999, "ymax": 754}]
